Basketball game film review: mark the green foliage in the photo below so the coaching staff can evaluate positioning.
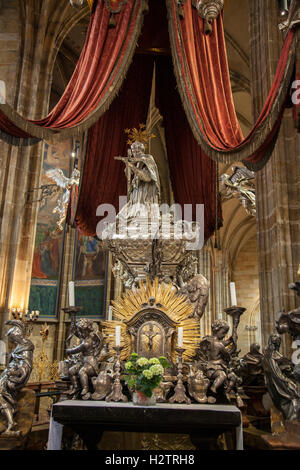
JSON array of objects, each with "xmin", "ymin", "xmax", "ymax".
[{"xmin": 124, "ymin": 353, "xmax": 171, "ymax": 398}]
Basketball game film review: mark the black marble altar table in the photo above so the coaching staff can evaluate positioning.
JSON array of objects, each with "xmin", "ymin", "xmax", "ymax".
[{"xmin": 47, "ymin": 400, "xmax": 243, "ymax": 450}]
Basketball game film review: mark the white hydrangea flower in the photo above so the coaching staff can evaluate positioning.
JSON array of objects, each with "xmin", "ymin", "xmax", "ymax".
[
  {"xmin": 149, "ymin": 357, "xmax": 160, "ymax": 365},
  {"xmin": 142, "ymin": 369, "xmax": 153, "ymax": 379},
  {"xmin": 149, "ymin": 364, "xmax": 164, "ymax": 376},
  {"xmin": 136, "ymin": 357, "xmax": 149, "ymax": 367}
]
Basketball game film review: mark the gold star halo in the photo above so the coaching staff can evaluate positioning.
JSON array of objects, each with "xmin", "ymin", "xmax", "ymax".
[
  {"xmin": 125, "ymin": 124, "xmax": 156, "ymax": 146},
  {"xmin": 102, "ymin": 277, "xmax": 201, "ymax": 362}
]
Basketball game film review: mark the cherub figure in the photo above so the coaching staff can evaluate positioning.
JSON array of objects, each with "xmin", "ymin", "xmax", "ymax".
[
  {"xmin": 198, "ymin": 320, "xmax": 233, "ymax": 394},
  {"xmin": 66, "ymin": 318, "xmax": 104, "ymax": 400},
  {"xmin": 195, "ymin": 319, "xmax": 243, "ymax": 405},
  {"xmin": 179, "ymin": 274, "xmax": 209, "ymax": 321},
  {"xmin": 0, "ymin": 320, "xmax": 34, "ymax": 436}
]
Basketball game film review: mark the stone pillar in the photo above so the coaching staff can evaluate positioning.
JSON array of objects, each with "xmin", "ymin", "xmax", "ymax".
[
  {"xmin": 198, "ymin": 244, "xmax": 214, "ymax": 336},
  {"xmin": 0, "ymin": 2, "xmax": 86, "ymax": 337},
  {"xmin": 0, "ymin": 0, "xmax": 22, "ymax": 331},
  {"xmin": 249, "ymin": 0, "xmax": 300, "ymax": 350},
  {"xmin": 54, "ymin": 227, "xmax": 77, "ymax": 361}
]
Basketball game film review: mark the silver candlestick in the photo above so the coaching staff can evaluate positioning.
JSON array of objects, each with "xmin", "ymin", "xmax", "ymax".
[
  {"xmin": 62, "ymin": 306, "xmax": 82, "ymax": 349},
  {"xmin": 169, "ymin": 347, "xmax": 191, "ymax": 404},
  {"xmin": 224, "ymin": 306, "xmax": 246, "ymax": 355},
  {"xmin": 106, "ymin": 346, "xmax": 128, "ymax": 403}
]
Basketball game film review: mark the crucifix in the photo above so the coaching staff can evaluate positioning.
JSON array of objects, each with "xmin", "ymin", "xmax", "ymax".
[{"xmin": 142, "ymin": 324, "xmax": 160, "ymax": 355}]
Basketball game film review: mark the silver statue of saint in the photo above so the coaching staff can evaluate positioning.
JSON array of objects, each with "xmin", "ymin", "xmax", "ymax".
[{"xmin": 115, "ymin": 141, "xmax": 161, "ymax": 221}]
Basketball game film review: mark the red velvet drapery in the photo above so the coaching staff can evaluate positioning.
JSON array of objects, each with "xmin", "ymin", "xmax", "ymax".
[
  {"xmin": 155, "ymin": 56, "xmax": 220, "ymax": 241},
  {"xmin": 167, "ymin": 0, "xmax": 299, "ymax": 169},
  {"xmin": 0, "ymin": 0, "xmax": 147, "ymax": 143},
  {"xmin": 0, "ymin": 0, "xmax": 298, "ymax": 172},
  {"xmin": 74, "ymin": 54, "xmax": 154, "ymax": 236},
  {"xmin": 74, "ymin": 1, "xmax": 219, "ymax": 241}
]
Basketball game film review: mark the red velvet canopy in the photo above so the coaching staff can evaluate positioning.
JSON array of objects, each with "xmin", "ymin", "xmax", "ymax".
[
  {"xmin": 0, "ymin": 0, "xmax": 298, "ymax": 161},
  {"xmin": 0, "ymin": 0, "xmax": 147, "ymax": 143},
  {"xmin": 74, "ymin": 54, "xmax": 154, "ymax": 236},
  {"xmin": 167, "ymin": 0, "xmax": 299, "ymax": 169},
  {"xmin": 73, "ymin": 1, "xmax": 221, "ymax": 241}
]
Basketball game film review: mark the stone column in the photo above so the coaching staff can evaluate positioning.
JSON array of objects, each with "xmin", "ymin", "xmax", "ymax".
[
  {"xmin": 249, "ymin": 0, "xmax": 300, "ymax": 350},
  {"xmin": 0, "ymin": 2, "xmax": 87, "ymax": 337},
  {"xmin": 53, "ymin": 227, "xmax": 77, "ymax": 361},
  {"xmin": 198, "ymin": 244, "xmax": 214, "ymax": 336}
]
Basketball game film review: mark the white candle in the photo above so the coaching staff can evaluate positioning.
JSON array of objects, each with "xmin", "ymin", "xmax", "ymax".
[
  {"xmin": 0, "ymin": 80, "xmax": 6, "ymax": 104},
  {"xmin": 178, "ymin": 327, "xmax": 183, "ymax": 347},
  {"xmin": 230, "ymin": 282, "xmax": 237, "ymax": 306},
  {"xmin": 68, "ymin": 281, "xmax": 75, "ymax": 307},
  {"xmin": 115, "ymin": 326, "xmax": 121, "ymax": 346},
  {"xmin": 108, "ymin": 306, "xmax": 113, "ymax": 321}
]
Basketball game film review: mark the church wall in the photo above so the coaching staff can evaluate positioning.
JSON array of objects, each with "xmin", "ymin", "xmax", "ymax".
[
  {"xmin": 0, "ymin": 0, "xmax": 22, "ymax": 323},
  {"xmin": 0, "ymin": 1, "xmax": 20, "ymax": 107},
  {"xmin": 0, "ymin": 3, "xmax": 96, "ymax": 375},
  {"xmin": 232, "ymin": 235, "xmax": 261, "ymax": 355},
  {"xmin": 249, "ymin": 0, "xmax": 300, "ymax": 353}
]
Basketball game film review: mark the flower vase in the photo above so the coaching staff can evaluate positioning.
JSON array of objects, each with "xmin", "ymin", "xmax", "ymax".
[{"xmin": 133, "ymin": 391, "xmax": 156, "ymax": 406}]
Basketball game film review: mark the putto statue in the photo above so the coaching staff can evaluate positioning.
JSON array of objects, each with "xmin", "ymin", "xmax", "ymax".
[
  {"xmin": 194, "ymin": 319, "xmax": 243, "ymax": 405},
  {"xmin": 0, "ymin": 320, "xmax": 34, "ymax": 436},
  {"xmin": 66, "ymin": 318, "xmax": 105, "ymax": 400},
  {"xmin": 276, "ymin": 282, "xmax": 300, "ymax": 341},
  {"xmin": 179, "ymin": 274, "xmax": 209, "ymax": 321},
  {"xmin": 176, "ymin": 254, "xmax": 209, "ymax": 320}
]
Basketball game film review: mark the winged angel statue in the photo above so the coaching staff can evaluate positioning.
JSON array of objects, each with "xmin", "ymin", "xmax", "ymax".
[
  {"xmin": 220, "ymin": 165, "xmax": 256, "ymax": 216},
  {"xmin": 45, "ymin": 167, "xmax": 80, "ymax": 231}
]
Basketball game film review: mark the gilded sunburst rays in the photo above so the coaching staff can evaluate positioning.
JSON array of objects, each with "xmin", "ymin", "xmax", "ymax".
[{"xmin": 102, "ymin": 278, "xmax": 200, "ymax": 361}]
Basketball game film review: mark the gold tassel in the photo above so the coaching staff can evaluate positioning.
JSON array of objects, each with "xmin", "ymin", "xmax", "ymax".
[
  {"xmin": 109, "ymin": 13, "xmax": 116, "ymax": 28},
  {"xmin": 178, "ymin": 5, "xmax": 184, "ymax": 18},
  {"xmin": 204, "ymin": 19, "xmax": 213, "ymax": 35}
]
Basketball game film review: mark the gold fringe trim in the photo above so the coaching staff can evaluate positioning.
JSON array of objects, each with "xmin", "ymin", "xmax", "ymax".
[
  {"xmin": 0, "ymin": 128, "xmax": 40, "ymax": 147},
  {"xmin": 166, "ymin": 0, "xmax": 299, "ymax": 171}
]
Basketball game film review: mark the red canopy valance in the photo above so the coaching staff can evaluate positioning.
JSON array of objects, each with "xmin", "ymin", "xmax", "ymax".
[
  {"xmin": 0, "ymin": 0, "xmax": 298, "ymax": 172},
  {"xmin": 0, "ymin": 0, "xmax": 147, "ymax": 143},
  {"xmin": 167, "ymin": 0, "xmax": 299, "ymax": 169}
]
